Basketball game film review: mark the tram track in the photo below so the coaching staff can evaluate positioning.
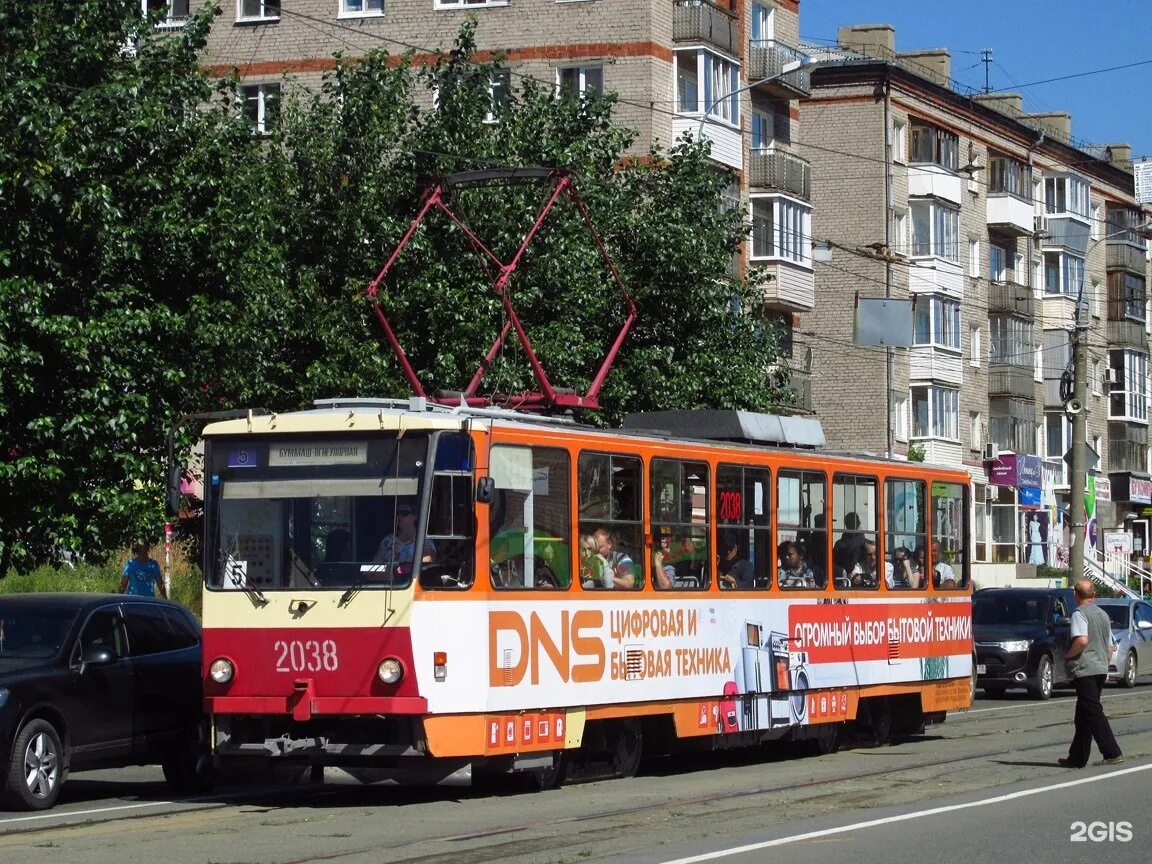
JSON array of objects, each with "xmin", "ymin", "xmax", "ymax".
[{"xmin": 5, "ymin": 690, "xmax": 1150, "ymax": 864}]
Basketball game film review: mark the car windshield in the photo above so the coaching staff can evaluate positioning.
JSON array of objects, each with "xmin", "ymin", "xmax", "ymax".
[
  {"xmin": 972, "ymin": 595, "xmax": 1046, "ymax": 625},
  {"xmin": 0, "ymin": 604, "xmax": 79, "ymax": 666},
  {"xmin": 1101, "ymin": 605, "xmax": 1129, "ymax": 629}
]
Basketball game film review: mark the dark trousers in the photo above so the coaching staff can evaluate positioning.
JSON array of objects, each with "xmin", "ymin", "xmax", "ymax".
[{"xmin": 1066, "ymin": 674, "xmax": 1122, "ymax": 766}]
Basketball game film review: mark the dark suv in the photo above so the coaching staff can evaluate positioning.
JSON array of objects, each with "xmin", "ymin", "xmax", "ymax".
[
  {"xmin": 0, "ymin": 593, "xmax": 212, "ymax": 810},
  {"xmin": 972, "ymin": 587, "xmax": 1075, "ymax": 700}
]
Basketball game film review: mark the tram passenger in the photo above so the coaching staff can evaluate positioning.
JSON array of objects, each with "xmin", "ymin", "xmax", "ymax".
[
  {"xmin": 324, "ymin": 528, "xmax": 353, "ymax": 563},
  {"xmin": 778, "ymin": 540, "xmax": 817, "ymax": 589},
  {"xmin": 845, "ymin": 540, "xmax": 882, "ymax": 588},
  {"xmin": 652, "ymin": 529, "xmax": 677, "ymax": 590},
  {"xmin": 718, "ymin": 538, "xmax": 756, "ymax": 590},
  {"xmin": 931, "ymin": 541, "xmax": 957, "ymax": 587},
  {"xmin": 590, "ymin": 527, "xmax": 636, "ymax": 589},
  {"xmin": 832, "ymin": 512, "xmax": 867, "ymax": 584},
  {"xmin": 373, "ymin": 502, "xmax": 436, "ymax": 568},
  {"xmin": 887, "ymin": 547, "xmax": 916, "ymax": 589}
]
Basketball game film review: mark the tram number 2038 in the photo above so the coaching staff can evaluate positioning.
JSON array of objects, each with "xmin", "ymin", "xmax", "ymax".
[{"xmin": 273, "ymin": 639, "xmax": 340, "ymax": 673}]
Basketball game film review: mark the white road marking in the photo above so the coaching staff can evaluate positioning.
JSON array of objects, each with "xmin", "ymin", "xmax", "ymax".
[
  {"xmin": 654, "ymin": 762, "xmax": 1152, "ymax": 864},
  {"xmin": 963, "ymin": 688, "xmax": 1147, "ymax": 714}
]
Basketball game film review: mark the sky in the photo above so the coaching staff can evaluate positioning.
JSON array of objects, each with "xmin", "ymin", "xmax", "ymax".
[{"xmin": 800, "ymin": 0, "xmax": 1152, "ymax": 163}]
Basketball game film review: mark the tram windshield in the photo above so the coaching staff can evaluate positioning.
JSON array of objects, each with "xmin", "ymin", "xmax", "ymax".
[{"xmin": 204, "ymin": 434, "xmax": 438, "ymax": 590}]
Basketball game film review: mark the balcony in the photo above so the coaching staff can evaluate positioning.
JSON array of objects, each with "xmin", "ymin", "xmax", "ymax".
[
  {"xmin": 988, "ymin": 364, "xmax": 1036, "ymax": 400},
  {"xmin": 986, "ymin": 192, "xmax": 1034, "ymax": 237},
  {"xmin": 748, "ymin": 147, "xmax": 811, "ymax": 200},
  {"xmin": 908, "ymin": 164, "xmax": 962, "ymax": 206},
  {"xmin": 1107, "ymin": 241, "xmax": 1147, "ymax": 274},
  {"xmin": 908, "ymin": 257, "xmax": 964, "ymax": 299},
  {"xmin": 787, "ymin": 359, "xmax": 813, "ymax": 413},
  {"xmin": 1107, "ymin": 318, "xmax": 1148, "ymax": 350},
  {"xmin": 746, "ymin": 39, "xmax": 810, "ymax": 99},
  {"xmin": 1040, "ymin": 214, "xmax": 1090, "ymax": 255},
  {"xmin": 751, "ymin": 259, "xmax": 814, "ymax": 312},
  {"xmin": 1108, "ymin": 439, "xmax": 1146, "ymax": 474},
  {"xmin": 672, "ymin": 0, "xmax": 738, "ymax": 56},
  {"xmin": 987, "ymin": 280, "xmax": 1034, "ymax": 318},
  {"xmin": 908, "ymin": 347, "xmax": 962, "ymax": 384}
]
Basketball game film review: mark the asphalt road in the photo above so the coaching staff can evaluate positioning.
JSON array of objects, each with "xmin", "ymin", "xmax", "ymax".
[{"xmin": 3, "ymin": 684, "xmax": 1151, "ymax": 864}]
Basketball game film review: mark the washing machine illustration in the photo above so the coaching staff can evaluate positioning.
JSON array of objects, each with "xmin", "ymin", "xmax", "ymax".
[{"xmin": 767, "ymin": 630, "xmax": 810, "ymax": 723}]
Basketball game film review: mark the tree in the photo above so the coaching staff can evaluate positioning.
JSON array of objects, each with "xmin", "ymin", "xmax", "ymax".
[
  {"xmin": 0, "ymin": 10, "xmax": 788, "ymax": 575},
  {"xmin": 0, "ymin": 1, "xmax": 287, "ymax": 574}
]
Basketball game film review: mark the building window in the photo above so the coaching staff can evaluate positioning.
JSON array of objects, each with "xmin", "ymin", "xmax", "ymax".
[
  {"xmin": 1043, "ymin": 251, "xmax": 1085, "ymax": 297},
  {"xmin": 911, "ymin": 385, "xmax": 959, "ymax": 440},
  {"xmin": 970, "ymin": 411, "xmax": 984, "ymax": 451},
  {"xmin": 988, "ymin": 153, "xmax": 1028, "ymax": 197},
  {"xmin": 1044, "ymin": 174, "xmax": 1091, "ymax": 220},
  {"xmin": 910, "ymin": 199, "xmax": 959, "ymax": 261},
  {"xmin": 144, "ymin": 0, "xmax": 189, "ymax": 25},
  {"xmin": 479, "ymin": 68, "xmax": 512, "ymax": 123},
  {"xmin": 750, "ymin": 195, "xmax": 812, "ymax": 266},
  {"xmin": 989, "ymin": 315, "xmax": 1033, "ymax": 368},
  {"xmin": 1093, "ymin": 358, "xmax": 1103, "ymax": 395},
  {"xmin": 751, "ymin": 2, "xmax": 775, "ymax": 42},
  {"xmin": 237, "ymin": 0, "xmax": 280, "ymax": 20},
  {"xmin": 751, "ymin": 110, "xmax": 773, "ymax": 149},
  {"xmin": 675, "ymin": 49, "xmax": 739, "ymax": 125},
  {"xmin": 240, "ymin": 83, "xmax": 279, "ymax": 134},
  {"xmin": 989, "ymin": 398, "xmax": 1036, "ymax": 454},
  {"xmin": 891, "ymin": 118, "xmax": 907, "ymax": 164},
  {"xmin": 914, "ymin": 296, "xmax": 961, "ymax": 350},
  {"xmin": 989, "ymin": 242, "xmax": 1011, "ymax": 282},
  {"xmin": 893, "ymin": 209, "xmax": 908, "ymax": 255},
  {"xmin": 1109, "ymin": 271, "xmax": 1147, "ymax": 322},
  {"xmin": 1105, "ymin": 204, "xmax": 1146, "ymax": 244},
  {"xmin": 436, "ymin": 0, "xmax": 507, "ymax": 7},
  {"xmin": 1109, "ymin": 350, "xmax": 1149, "ymax": 422},
  {"xmin": 557, "ymin": 65, "xmax": 604, "ymax": 101},
  {"xmin": 969, "ymin": 238, "xmax": 980, "ymax": 278},
  {"xmin": 909, "ymin": 119, "xmax": 958, "ymax": 171},
  {"xmin": 970, "ymin": 325, "xmax": 981, "ymax": 367},
  {"xmin": 341, "ymin": 0, "xmax": 383, "ymax": 14}
]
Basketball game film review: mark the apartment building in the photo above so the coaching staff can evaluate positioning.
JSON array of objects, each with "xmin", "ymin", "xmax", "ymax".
[
  {"xmin": 802, "ymin": 24, "xmax": 1152, "ymax": 581},
  {"xmin": 176, "ymin": 0, "xmax": 815, "ymax": 398}
]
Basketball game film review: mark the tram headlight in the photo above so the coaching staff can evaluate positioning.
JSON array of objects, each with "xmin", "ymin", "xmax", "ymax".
[
  {"xmin": 209, "ymin": 657, "xmax": 235, "ymax": 684},
  {"xmin": 377, "ymin": 657, "xmax": 403, "ymax": 684}
]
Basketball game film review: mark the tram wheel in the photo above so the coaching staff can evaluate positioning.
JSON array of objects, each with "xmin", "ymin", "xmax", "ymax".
[
  {"xmin": 526, "ymin": 751, "xmax": 566, "ymax": 790},
  {"xmin": 863, "ymin": 698, "xmax": 892, "ymax": 747},
  {"xmin": 610, "ymin": 719, "xmax": 642, "ymax": 779}
]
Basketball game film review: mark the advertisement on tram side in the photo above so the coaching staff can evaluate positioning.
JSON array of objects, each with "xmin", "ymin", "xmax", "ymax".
[{"xmin": 411, "ymin": 597, "xmax": 973, "ymax": 727}]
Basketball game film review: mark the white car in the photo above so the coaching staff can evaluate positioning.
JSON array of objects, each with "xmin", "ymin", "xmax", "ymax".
[{"xmin": 1097, "ymin": 598, "xmax": 1152, "ymax": 688}]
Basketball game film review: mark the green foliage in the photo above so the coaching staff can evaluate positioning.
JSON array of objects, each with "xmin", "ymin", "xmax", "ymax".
[
  {"xmin": 0, "ymin": 11, "xmax": 788, "ymax": 576},
  {"xmin": 906, "ymin": 442, "xmax": 927, "ymax": 462}
]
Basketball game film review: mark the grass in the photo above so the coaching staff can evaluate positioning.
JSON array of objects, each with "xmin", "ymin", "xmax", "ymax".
[{"xmin": 0, "ymin": 541, "xmax": 204, "ymax": 620}]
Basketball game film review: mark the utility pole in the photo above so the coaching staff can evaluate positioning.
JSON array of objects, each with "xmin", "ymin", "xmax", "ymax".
[
  {"xmin": 980, "ymin": 49, "xmax": 993, "ymax": 94},
  {"xmin": 1067, "ymin": 300, "xmax": 1090, "ymax": 582}
]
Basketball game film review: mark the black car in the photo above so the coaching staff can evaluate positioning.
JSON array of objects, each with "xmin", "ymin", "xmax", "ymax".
[
  {"xmin": 0, "ymin": 593, "xmax": 213, "ymax": 810},
  {"xmin": 972, "ymin": 587, "xmax": 1076, "ymax": 699}
]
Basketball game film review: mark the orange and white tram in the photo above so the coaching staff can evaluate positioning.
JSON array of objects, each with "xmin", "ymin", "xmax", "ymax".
[{"xmin": 196, "ymin": 398, "xmax": 973, "ymax": 784}]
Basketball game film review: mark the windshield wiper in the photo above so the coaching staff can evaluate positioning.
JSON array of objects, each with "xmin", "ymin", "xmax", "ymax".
[{"xmin": 338, "ymin": 563, "xmax": 396, "ymax": 607}]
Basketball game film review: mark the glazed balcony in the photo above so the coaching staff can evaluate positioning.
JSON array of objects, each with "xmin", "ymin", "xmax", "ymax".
[{"xmin": 988, "ymin": 364, "xmax": 1036, "ymax": 400}]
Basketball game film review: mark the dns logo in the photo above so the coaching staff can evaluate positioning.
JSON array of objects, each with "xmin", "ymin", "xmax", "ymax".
[{"xmin": 1070, "ymin": 821, "xmax": 1133, "ymax": 842}]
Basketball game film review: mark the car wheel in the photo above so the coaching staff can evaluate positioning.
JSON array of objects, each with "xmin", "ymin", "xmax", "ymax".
[
  {"xmin": 4, "ymin": 719, "xmax": 64, "ymax": 811},
  {"xmin": 1027, "ymin": 655, "xmax": 1054, "ymax": 700},
  {"xmin": 162, "ymin": 718, "xmax": 216, "ymax": 794},
  {"xmin": 1120, "ymin": 652, "xmax": 1137, "ymax": 689}
]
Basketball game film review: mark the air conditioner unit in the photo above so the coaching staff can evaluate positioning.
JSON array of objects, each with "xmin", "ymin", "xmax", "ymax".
[
  {"xmin": 983, "ymin": 443, "xmax": 1000, "ymax": 461},
  {"xmin": 1106, "ymin": 367, "xmax": 1120, "ymax": 386},
  {"xmin": 1033, "ymin": 215, "xmax": 1050, "ymax": 239},
  {"xmin": 984, "ymin": 485, "xmax": 997, "ymax": 503}
]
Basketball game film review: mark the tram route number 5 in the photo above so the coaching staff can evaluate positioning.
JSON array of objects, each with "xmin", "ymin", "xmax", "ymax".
[{"xmin": 274, "ymin": 639, "xmax": 340, "ymax": 673}]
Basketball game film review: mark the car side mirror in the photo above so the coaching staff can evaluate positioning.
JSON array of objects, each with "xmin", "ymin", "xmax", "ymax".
[
  {"xmin": 475, "ymin": 476, "xmax": 495, "ymax": 504},
  {"xmin": 1137, "ymin": 620, "xmax": 1152, "ymax": 631},
  {"xmin": 79, "ymin": 646, "xmax": 117, "ymax": 670},
  {"xmin": 1054, "ymin": 615, "xmax": 1071, "ymax": 627}
]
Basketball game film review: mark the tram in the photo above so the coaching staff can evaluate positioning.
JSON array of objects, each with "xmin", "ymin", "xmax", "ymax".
[{"xmin": 191, "ymin": 398, "xmax": 974, "ymax": 785}]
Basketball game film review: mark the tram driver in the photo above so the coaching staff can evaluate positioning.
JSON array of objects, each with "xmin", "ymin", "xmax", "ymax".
[{"xmin": 372, "ymin": 502, "xmax": 436, "ymax": 569}]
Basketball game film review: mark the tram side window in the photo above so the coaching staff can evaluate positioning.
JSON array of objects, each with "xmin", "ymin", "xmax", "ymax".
[
  {"xmin": 651, "ymin": 459, "xmax": 710, "ymax": 590},
  {"xmin": 931, "ymin": 481, "xmax": 967, "ymax": 589},
  {"xmin": 489, "ymin": 445, "xmax": 571, "ymax": 590},
  {"xmin": 578, "ymin": 452, "xmax": 642, "ymax": 590},
  {"xmin": 422, "ymin": 432, "xmax": 476, "ymax": 590},
  {"xmin": 886, "ymin": 478, "xmax": 927, "ymax": 590},
  {"xmin": 832, "ymin": 475, "xmax": 879, "ymax": 590},
  {"xmin": 716, "ymin": 464, "xmax": 772, "ymax": 590},
  {"xmin": 777, "ymin": 470, "xmax": 827, "ymax": 590}
]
